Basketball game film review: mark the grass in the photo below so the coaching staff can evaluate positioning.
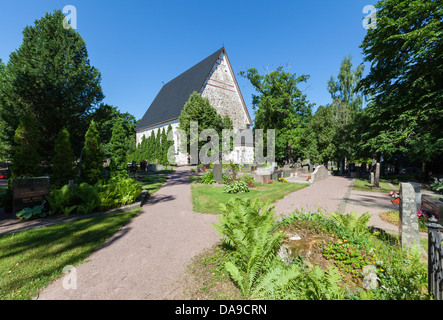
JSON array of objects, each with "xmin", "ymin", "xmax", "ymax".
[
  {"xmin": 138, "ymin": 176, "xmax": 169, "ymax": 194},
  {"xmin": 0, "ymin": 208, "xmax": 141, "ymax": 300},
  {"xmin": 353, "ymin": 178, "xmax": 393, "ymax": 193},
  {"xmin": 191, "ymin": 181, "xmax": 309, "ymax": 214}
]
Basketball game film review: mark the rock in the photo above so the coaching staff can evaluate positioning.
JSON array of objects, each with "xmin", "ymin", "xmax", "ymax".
[
  {"xmin": 363, "ymin": 272, "xmax": 379, "ymax": 290},
  {"xmin": 362, "ymin": 265, "xmax": 376, "ymax": 276},
  {"xmin": 277, "ymin": 244, "xmax": 292, "ymax": 266},
  {"xmin": 289, "ymin": 235, "xmax": 301, "ymax": 241}
]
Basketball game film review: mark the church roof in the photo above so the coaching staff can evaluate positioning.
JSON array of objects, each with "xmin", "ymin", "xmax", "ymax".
[{"xmin": 136, "ymin": 48, "xmax": 225, "ymax": 131}]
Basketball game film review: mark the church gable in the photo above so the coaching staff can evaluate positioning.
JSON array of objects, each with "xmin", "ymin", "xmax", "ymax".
[{"xmin": 201, "ymin": 51, "xmax": 252, "ymax": 131}]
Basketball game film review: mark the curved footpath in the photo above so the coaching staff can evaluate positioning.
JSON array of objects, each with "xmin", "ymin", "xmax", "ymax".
[
  {"xmin": 16, "ymin": 169, "xmax": 417, "ymax": 299},
  {"xmin": 36, "ymin": 166, "xmax": 219, "ymax": 300}
]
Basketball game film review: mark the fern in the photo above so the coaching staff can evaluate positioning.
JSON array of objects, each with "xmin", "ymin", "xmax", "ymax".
[
  {"xmin": 304, "ymin": 265, "xmax": 345, "ymax": 300},
  {"xmin": 214, "ymin": 198, "xmax": 300, "ymax": 299},
  {"xmin": 329, "ymin": 211, "xmax": 371, "ymax": 237},
  {"xmin": 71, "ymin": 183, "xmax": 100, "ymax": 214}
]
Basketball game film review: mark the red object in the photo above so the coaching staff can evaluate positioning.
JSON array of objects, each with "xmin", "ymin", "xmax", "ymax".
[
  {"xmin": 0, "ymin": 175, "xmax": 7, "ymax": 179},
  {"xmin": 392, "ymin": 198, "xmax": 400, "ymax": 204}
]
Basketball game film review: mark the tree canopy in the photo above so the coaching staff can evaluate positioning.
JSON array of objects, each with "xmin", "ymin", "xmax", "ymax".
[
  {"xmin": 239, "ymin": 66, "xmax": 313, "ymax": 164},
  {"xmin": 358, "ymin": 0, "xmax": 443, "ymax": 164},
  {"xmin": 0, "ymin": 10, "xmax": 104, "ymax": 160}
]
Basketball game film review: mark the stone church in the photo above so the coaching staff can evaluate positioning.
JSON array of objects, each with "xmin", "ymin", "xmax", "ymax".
[{"xmin": 135, "ymin": 48, "xmax": 254, "ymax": 165}]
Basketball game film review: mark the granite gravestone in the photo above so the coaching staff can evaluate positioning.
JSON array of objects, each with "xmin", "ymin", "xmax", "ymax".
[
  {"xmin": 13, "ymin": 177, "xmax": 50, "ymax": 215},
  {"xmin": 399, "ymin": 182, "xmax": 420, "ymax": 250},
  {"xmin": 213, "ymin": 163, "xmax": 223, "ymax": 183}
]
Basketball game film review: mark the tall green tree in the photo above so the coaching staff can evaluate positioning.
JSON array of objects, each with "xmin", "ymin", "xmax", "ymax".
[
  {"xmin": 358, "ymin": 0, "xmax": 443, "ymax": 173},
  {"xmin": 81, "ymin": 120, "xmax": 102, "ymax": 184},
  {"xmin": 0, "ymin": 59, "xmax": 10, "ymax": 161},
  {"xmin": 239, "ymin": 66, "xmax": 313, "ymax": 164},
  {"xmin": 0, "ymin": 10, "xmax": 104, "ymax": 160},
  {"xmin": 109, "ymin": 119, "xmax": 128, "ymax": 177},
  {"xmin": 327, "ymin": 56, "xmax": 365, "ymax": 163},
  {"xmin": 303, "ymin": 105, "xmax": 337, "ymax": 166},
  {"xmin": 178, "ymin": 92, "xmax": 233, "ymax": 163},
  {"xmin": 11, "ymin": 115, "xmax": 41, "ymax": 178},
  {"xmin": 50, "ymin": 128, "xmax": 76, "ymax": 188},
  {"xmin": 89, "ymin": 104, "xmax": 138, "ymax": 159}
]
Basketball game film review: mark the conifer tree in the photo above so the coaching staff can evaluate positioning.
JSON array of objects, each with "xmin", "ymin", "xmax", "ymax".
[
  {"xmin": 109, "ymin": 119, "xmax": 128, "ymax": 177},
  {"xmin": 0, "ymin": 10, "xmax": 104, "ymax": 160},
  {"xmin": 11, "ymin": 115, "xmax": 41, "ymax": 178},
  {"xmin": 81, "ymin": 120, "xmax": 102, "ymax": 184},
  {"xmin": 51, "ymin": 128, "xmax": 76, "ymax": 188},
  {"xmin": 160, "ymin": 128, "xmax": 167, "ymax": 165},
  {"xmin": 155, "ymin": 128, "xmax": 161, "ymax": 163}
]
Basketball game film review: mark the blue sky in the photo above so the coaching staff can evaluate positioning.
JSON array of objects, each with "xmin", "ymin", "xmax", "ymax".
[{"xmin": 0, "ymin": 0, "xmax": 375, "ymax": 121}]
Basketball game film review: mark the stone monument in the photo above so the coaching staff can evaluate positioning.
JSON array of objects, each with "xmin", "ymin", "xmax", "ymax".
[{"xmin": 399, "ymin": 182, "xmax": 420, "ymax": 250}]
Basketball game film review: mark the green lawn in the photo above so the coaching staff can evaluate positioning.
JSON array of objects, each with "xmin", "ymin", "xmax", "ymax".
[
  {"xmin": 138, "ymin": 176, "xmax": 169, "ymax": 194},
  {"xmin": 0, "ymin": 208, "xmax": 141, "ymax": 300},
  {"xmin": 353, "ymin": 178, "xmax": 393, "ymax": 193},
  {"xmin": 191, "ymin": 181, "xmax": 309, "ymax": 214}
]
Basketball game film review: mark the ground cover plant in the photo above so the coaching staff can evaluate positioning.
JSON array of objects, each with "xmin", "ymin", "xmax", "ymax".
[
  {"xmin": 0, "ymin": 208, "xmax": 141, "ymax": 300},
  {"xmin": 184, "ymin": 198, "xmax": 430, "ymax": 300}
]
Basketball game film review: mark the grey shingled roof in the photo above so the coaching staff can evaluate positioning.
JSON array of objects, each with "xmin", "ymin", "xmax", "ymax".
[{"xmin": 136, "ymin": 48, "xmax": 224, "ymax": 131}]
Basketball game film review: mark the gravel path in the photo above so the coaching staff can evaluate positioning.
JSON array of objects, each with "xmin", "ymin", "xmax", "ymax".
[
  {"xmin": 273, "ymin": 175, "xmax": 404, "ymax": 235},
  {"xmin": 34, "ymin": 171, "xmax": 416, "ymax": 300},
  {"xmin": 274, "ymin": 176, "xmax": 354, "ymax": 217},
  {"xmin": 36, "ymin": 166, "xmax": 220, "ymax": 300}
]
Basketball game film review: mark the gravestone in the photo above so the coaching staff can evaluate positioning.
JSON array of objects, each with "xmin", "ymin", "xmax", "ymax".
[
  {"xmin": 399, "ymin": 182, "xmax": 420, "ymax": 250},
  {"xmin": 370, "ymin": 172, "xmax": 374, "ymax": 185},
  {"xmin": 13, "ymin": 177, "xmax": 50, "ymax": 215},
  {"xmin": 410, "ymin": 182, "xmax": 422, "ymax": 211},
  {"xmin": 213, "ymin": 163, "xmax": 223, "ymax": 183},
  {"xmin": 372, "ymin": 163, "xmax": 380, "ymax": 189},
  {"xmin": 310, "ymin": 165, "xmax": 329, "ymax": 183}
]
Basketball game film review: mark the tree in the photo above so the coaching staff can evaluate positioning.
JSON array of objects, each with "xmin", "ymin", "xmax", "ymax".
[
  {"xmin": 303, "ymin": 105, "xmax": 337, "ymax": 166},
  {"xmin": 0, "ymin": 10, "xmax": 104, "ymax": 160},
  {"xmin": 326, "ymin": 56, "xmax": 365, "ymax": 164},
  {"xmin": 0, "ymin": 59, "xmax": 11, "ymax": 161},
  {"xmin": 178, "ymin": 91, "xmax": 233, "ymax": 163},
  {"xmin": 109, "ymin": 119, "xmax": 129, "ymax": 177},
  {"xmin": 89, "ymin": 104, "xmax": 138, "ymax": 159},
  {"xmin": 358, "ymin": 0, "xmax": 443, "ymax": 175},
  {"xmin": 51, "ymin": 128, "xmax": 76, "ymax": 188},
  {"xmin": 239, "ymin": 66, "xmax": 313, "ymax": 164},
  {"xmin": 165, "ymin": 124, "xmax": 175, "ymax": 165},
  {"xmin": 11, "ymin": 115, "xmax": 41, "ymax": 178},
  {"xmin": 81, "ymin": 120, "xmax": 102, "ymax": 184}
]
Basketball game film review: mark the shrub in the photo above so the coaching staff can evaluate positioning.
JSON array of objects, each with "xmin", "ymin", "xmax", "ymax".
[
  {"xmin": 199, "ymin": 172, "xmax": 216, "ymax": 184},
  {"xmin": 46, "ymin": 185, "xmax": 76, "ymax": 215},
  {"xmin": 429, "ymin": 177, "xmax": 443, "ymax": 193},
  {"xmin": 223, "ymin": 180, "xmax": 250, "ymax": 194},
  {"xmin": 97, "ymin": 177, "xmax": 142, "ymax": 210}
]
